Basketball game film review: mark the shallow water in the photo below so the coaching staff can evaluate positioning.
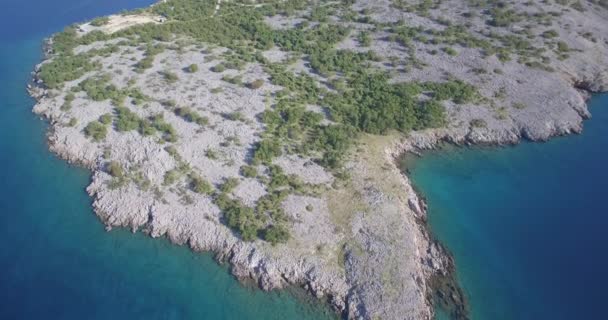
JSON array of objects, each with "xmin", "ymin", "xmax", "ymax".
[
  {"xmin": 0, "ymin": 1, "xmax": 335, "ymax": 319},
  {"xmin": 407, "ymin": 95, "xmax": 608, "ymax": 320}
]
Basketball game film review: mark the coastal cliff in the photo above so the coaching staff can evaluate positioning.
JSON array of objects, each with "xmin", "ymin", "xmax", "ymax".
[{"xmin": 29, "ymin": 0, "xmax": 608, "ymax": 319}]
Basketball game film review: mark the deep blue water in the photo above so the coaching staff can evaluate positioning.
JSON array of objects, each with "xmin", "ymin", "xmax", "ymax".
[
  {"xmin": 0, "ymin": 1, "xmax": 334, "ymax": 319},
  {"xmin": 408, "ymin": 95, "xmax": 608, "ymax": 320}
]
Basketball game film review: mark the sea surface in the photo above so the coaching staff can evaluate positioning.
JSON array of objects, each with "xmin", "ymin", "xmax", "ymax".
[
  {"xmin": 407, "ymin": 95, "xmax": 608, "ymax": 320},
  {"xmin": 0, "ymin": 0, "xmax": 335, "ymax": 319},
  {"xmin": 3, "ymin": 1, "xmax": 607, "ymax": 319}
]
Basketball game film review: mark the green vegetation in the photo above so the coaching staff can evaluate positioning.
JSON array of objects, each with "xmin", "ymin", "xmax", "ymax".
[
  {"xmin": 222, "ymin": 75, "xmax": 243, "ymax": 85},
  {"xmin": 215, "ymin": 193, "xmax": 260, "ymax": 241},
  {"xmin": 163, "ymin": 169, "xmax": 181, "ymax": 186},
  {"xmin": 84, "ymin": 120, "xmax": 108, "ymax": 141},
  {"xmin": 99, "ymin": 113, "xmax": 113, "ymax": 125},
  {"xmin": 240, "ymin": 165, "xmax": 258, "ymax": 178},
  {"xmin": 357, "ymin": 31, "xmax": 372, "ymax": 47},
  {"xmin": 248, "ymin": 79, "xmax": 265, "ymax": 90},
  {"xmin": 90, "ymin": 16, "xmax": 110, "ymax": 27},
  {"xmin": 174, "ymin": 107, "xmax": 209, "ymax": 126},
  {"xmin": 220, "ymin": 177, "xmax": 239, "ymax": 193},
  {"xmin": 45, "ymin": 0, "xmax": 570, "ymax": 245},
  {"xmin": 115, "ymin": 106, "xmax": 141, "ymax": 131},
  {"xmin": 205, "ymin": 148, "xmax": 219, "ymax": 160},
  {"xmin": 39, "ymin": 54, "xmax": 96, "ymax": 89},
  {"xmin": 252, "ymin": 139, "xmax": 282, "ymax": 164},
  {"xmin": 150, "ymin": 113, "xmax": 178, "ymax": 142},
  {"xmin": 262, "ymin": 224, "xmax": 290, "ymax": 246},
  {"xmin": 211, "ymin": 64, "xmax": 226, "ymax": 73},
  {"xmin": 114, "ymin": 107, "xmax": 177, "ymax": 142},
  {"xmin": 106, "ymin": 161, "xmax": 124, "ymax": 178},
  {"xmin": 325, "ymin": 73, "xmax": 468, "ymax": 134},
  {"xmin": 470, "ymin": 118, "xmax": 487, "ymax": 128},
  {"xmin": 186, "ymin": 63, "xmax": 199, "ymax": 73},
  {"xmin": 76, "ymin": 75, "xmax": 127, "ymax": 105},
  {"xmin": 62, "ymin": 93, "xmax": 75, "ymax": 110},
  {"xmin": 190, "ymin": 175, "xmax": 213, "ymax": 194},
  {"xmin": 442, "ymin": 47, "xmax": 458, "ymax": 56},
  {"xmin": 226, "ymin": 111, "xmax": 245, "ymax": 122},
  {"xmin": 160, "ymin": 70, "xmax": 179, "ymax": 83}
]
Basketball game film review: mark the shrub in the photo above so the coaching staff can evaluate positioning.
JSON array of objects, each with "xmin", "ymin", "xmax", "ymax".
[
  {"xmin": 542, "ymin": 30, "xmax": 558, "ymax": 38},
  {"xmin": 220, "ymin": 177, "xmax": 239, "ymax": 193},
  {"xmin": 68, "ymin": 118, "xmax": 78, "ymax": 127},
  {"xmin": 357, "ymin": 31, "xmax": 372, "ymax": 47},
  {"xmin": 211, "ymin": 64, "xmax": 226, "ymax": 72},
  {"xmin": 240, "ymin": 165, "xmax": 257, "ymax": 178},
  {"xmin": 115, "ymin": 106, "xmax": 141, "ymax": 132},
  {"xmin": 160, "ymin": 70, "xmax": 179, "ymax": 83},
  {"xmin": 39, "ymin": 54, "xmax": 95, "ymax": 89},
  {"xmin": 263, "ymin": 224, "xmax": 290, "ymax": 245},
  {"xmin": 252, "ymin": 139, "xmax": 282, "ymax": 164},
  {"xmin": 174, "ymin": 107, "xmax": 208, "ymax": 126},
  {"xmin": 222, "ymin": 75, "xmax": 242, "ymax": 85},
  {"xmin": 248, "ymin": 79, "xmax": 265, "ymax": 90},
  {"xmin": 442, "ymin": 47, "xmax": 458, "ymax": 56},
  {"xmin": 470, "ymin": 118, "xmax": 487, "ymax": 128},
  {"xmin": 64, "ymin": 93, "xmax": 75, "ymax": 103},
  {"xmin": 205, "ymin": 149, "xmax": 219, "ymax": 160},
  {"xmin": 84, "ymin": 121, "xmax": 107, "ymax": 141},
  {"xmin": 512, "ymin": 102, "xmax": 526, "ymax": 109},
  {"xmin": 163, "ymin": 169, "xmax": 181, "ymax": 186},
  {"xmin": 106, "ymin": 161, "xmax": 124, "ymax": 178},
  {"xmin": 90, "ymin": 17, "xmax": 110, "ymax": 27},
  {"xmin": 190, "ymin": 175, "xmax": 213, "ymax": 194},
  {"xmin": 186, "ymin": 63, "xmax": 199, "ymax": 73},
  {"xmin": 215, "ymin": 194, "xmax": 261, "ymax": 242},
  {"xmin": 557, "ymin": 41, "xmax": 570, "ymax": 53},
  {"xmin": 150, "ymin": 113, "xmax": 178, "ymax": 142},
  {"xmin": 99, "ymin": 113, "xmax": 113, "ymax": 125},
  {"xmin": 226, "ymin": 111, "xmax": 245, "ymax": 122}
]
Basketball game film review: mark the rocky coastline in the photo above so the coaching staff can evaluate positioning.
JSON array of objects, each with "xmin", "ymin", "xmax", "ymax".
[
  {"xmin": 27, "ymin": 0, "xmax": 608, "ymax": 319},
  {"xmin": 28, "ymin": 69, "xmax": 460, "ymax": 319}
]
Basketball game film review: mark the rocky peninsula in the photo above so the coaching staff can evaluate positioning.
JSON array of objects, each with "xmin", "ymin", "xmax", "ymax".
[{"xmin": 29, "ymin": 0, "xmax": 608, "ymax": 319}]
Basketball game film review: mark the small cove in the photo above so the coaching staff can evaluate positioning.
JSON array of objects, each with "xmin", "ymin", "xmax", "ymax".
[{"xmin": 405, "ymin": 94, "xmax": 608, "ymax": 319}]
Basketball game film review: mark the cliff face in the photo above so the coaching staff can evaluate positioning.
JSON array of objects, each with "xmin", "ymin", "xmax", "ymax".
[{"xmin": 30, "ymin": 0, "xmax": 608, "ymax": 319}]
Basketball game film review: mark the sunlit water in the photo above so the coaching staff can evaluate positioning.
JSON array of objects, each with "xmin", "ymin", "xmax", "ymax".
[{"xmin": 408, "ymin": 95, "xmax": 608, "ymax": 320}]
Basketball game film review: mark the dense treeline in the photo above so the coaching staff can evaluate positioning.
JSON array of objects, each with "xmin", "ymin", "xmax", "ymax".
[{"xmin": 39, "ymin": 54, "xmax": 96, "ymax": 89}]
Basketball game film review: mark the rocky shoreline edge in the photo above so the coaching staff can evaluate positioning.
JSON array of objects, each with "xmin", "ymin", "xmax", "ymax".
[
  {"xmin": 27, "ymin": 46, "xmax": 463, "ymax": 319},
  {"xmin": 28, "ymin": 40, "xmax": 607, "ymax": 319},
  {"xmin": 387, "ymin": 79, "xmax": 607, "ymax": 320},
  {"xmin": 27, "ymin": 4, "xmax": 608, "ymax": 316}
]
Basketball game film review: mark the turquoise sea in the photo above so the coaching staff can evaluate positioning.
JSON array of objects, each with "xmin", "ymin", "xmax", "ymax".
[
  {"xmin": 0, "ymin": 0, "xmax": 334, "ymax": 319},
  {"xmin": 3, "ymin": 0, "xmax": 607, "ymax": 319},
  {"xmin": 408, "ymin": 95, "xmax": 608, "ymax": 320}
]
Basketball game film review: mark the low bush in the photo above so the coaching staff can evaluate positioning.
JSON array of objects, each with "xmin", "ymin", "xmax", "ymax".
[{"xmin": 84, "ymin": 120, "xmax": 108, "ymax": 141}]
